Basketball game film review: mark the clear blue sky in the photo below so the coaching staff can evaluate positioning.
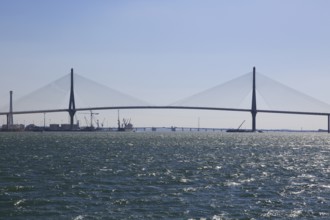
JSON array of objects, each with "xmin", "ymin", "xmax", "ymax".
[{"xmin": 1, "ymin": 0, "xmax": 330, "ymax": 129}]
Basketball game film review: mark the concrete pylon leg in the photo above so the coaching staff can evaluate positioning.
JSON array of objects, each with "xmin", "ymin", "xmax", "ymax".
[
  {"xmin": 252, "ymin": 112, "xmax": 257, "ymax": 132},
  {"xmin": 251, "ymin": 67, "xmax": 257, "ymax": 132},
  {"xmin": 328, "ymin": 115, "xmax": 330, "ymax": 133},
  {"xmin": 68, "ymin": 68, "xmax": 76, "ymax": 130}
]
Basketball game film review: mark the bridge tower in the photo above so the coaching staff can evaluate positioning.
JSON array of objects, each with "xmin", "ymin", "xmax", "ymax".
[
  {"xmin": 68, "ymin": 68, "xmax": 76, "ymax": 130},
  {"xmin": 328, "ymin": 115, "xmax": 330, "ymax": 133},
  {"xmin": 251, "ymin": 67, "xmax": 257, "ymax": 132},
  {"xmin": 7, "ymin": 90, "xmax": 14, "ymax": 129}
]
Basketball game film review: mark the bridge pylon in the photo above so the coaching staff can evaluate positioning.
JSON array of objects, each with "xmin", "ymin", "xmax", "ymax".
[
  {"xmin": 6, "ymin": 90, "xmax": 14, "ymax": 129},
  {"xmin": 68, "ymin": 68, "xmax": 76, "ymax": 130},
  {"xmin": 328, "ymin": 115, "xmax": 330, "ymax": 133},
  {"xmin": 251, "ymin": 66, "xmax": 257, "ymax": 132}
]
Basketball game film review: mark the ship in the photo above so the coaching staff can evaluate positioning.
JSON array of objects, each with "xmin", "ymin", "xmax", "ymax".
[
  {"xmin": 118, "ymin": 118, "xmax": 134, "ymax": 132},
  {"xmin": 226, "ymin": 120, "xmax": 258, "ymax": 133},
  {"xmin": 116, "ymin": 109, "xmax": 134, "ymax": 132},
  {"xmin": 226, "ymin": 119, "xmax": 262, "ymax": 133}
]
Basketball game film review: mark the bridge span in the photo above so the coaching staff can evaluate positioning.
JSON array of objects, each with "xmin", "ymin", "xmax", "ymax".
[
  {"xmin": 1, "ymin": 67, "xmax": 330, "ymax": 132},
  {"xmin": 1, "ymin": 105, "xmax": 330, "ymax": 131}
]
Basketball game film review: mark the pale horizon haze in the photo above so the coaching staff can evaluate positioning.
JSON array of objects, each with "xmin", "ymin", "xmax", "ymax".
[{"xmin": 1, "ymin": 0, "xmax": 330, "ymax": 130}]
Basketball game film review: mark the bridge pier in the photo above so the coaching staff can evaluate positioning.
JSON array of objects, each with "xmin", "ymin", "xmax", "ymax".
[
  {"xmin": 68, "ymin": 68, "xmax": 76, "ymax": 130},
  {"xmin": 252, "ymin": 111, "xmax": 257, "ymax": 132},
  {"xmin": 6, "ymin": 91, "xmax": 14, "ymax": 129},
  {"xmin": 328, "ymin": 115, "xmax": 330, "ymax": 133},
  {"xmin": 251, "ymin": 67, "xmax": 257, "ymax": 132},
  {"xmin": 6, "ymin": 114, "xmax": 10, "ymax": 129}
]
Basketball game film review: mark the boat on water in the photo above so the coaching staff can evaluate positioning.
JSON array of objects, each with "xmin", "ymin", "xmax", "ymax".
[
  {"xmin": 226, "ymin": 120, "xmax": 262, "ymax": 133},
  {"xmin": 226, "ymin": 120, "xmax": 246, "ymax": 133},
  {"xmin": 227, "ymin": 129, "xmax": 252, "ymax": 133},
  {"xmin": 117, "ymin": 118, "xmax": 134, "ymax": 132},
  {"xmin": 226, "ymin": 129, "xmax": 263, "ymax": 133},
  {"xmin": 116, "ymin": 110, "xmax": 134, "ymax": 132}
]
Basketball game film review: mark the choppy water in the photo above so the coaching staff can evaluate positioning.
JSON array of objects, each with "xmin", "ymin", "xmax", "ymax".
[{"xmin": 1, "ymin": 132, "xmax": 330, "ymax": 219}]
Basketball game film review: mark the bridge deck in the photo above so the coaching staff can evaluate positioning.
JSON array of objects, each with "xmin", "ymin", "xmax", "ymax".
[{"xmin": 0, "ymin": 105, "xmax": 329, "ymax": 116}]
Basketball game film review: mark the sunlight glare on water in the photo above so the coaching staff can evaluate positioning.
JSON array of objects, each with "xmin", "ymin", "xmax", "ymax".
[{"xmin": 1, "ymin": 132, "xmax": 330, "ymax": 219}]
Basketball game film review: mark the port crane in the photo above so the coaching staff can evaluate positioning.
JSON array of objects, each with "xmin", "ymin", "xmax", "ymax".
[
  {"xmin": 117, "ymin": 110, "xmax": 133, "ymax": 131},
  {"xmin": 79, "ymin": 110, "xmax": 99, "ymax": 128}
]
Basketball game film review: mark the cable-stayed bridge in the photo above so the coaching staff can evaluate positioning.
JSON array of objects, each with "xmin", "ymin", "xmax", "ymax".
[{"xmin": 1, "ymin": 67, "xmax": 330, "ymax": 132}]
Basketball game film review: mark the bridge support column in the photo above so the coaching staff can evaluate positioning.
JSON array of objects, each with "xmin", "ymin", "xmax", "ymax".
[
  {"xmin": 328, "ymin": 115, "xmax": 330, "ymax": 133},
  {"xmin": 6, "ymin": 114, "xmax": 10, "ymax": 130},
  {"xmin": 251, "ymin": 67, "xmax": 257, "ymax": 132},
  {"xmin": 7, "ymin": 91, "xmax": 14, "ymax": 129},
  {"xmin": 252, "ymin": 111, "xmax": 257, "ymax": 132},
  {"xmin": 68, "ymin": 68, "xmax": 76, "ymax": 130}
]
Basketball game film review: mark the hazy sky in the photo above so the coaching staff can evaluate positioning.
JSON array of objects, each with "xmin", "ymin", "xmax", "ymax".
[{"xmin": 1, "ymin": 0, "xmax": 330, "ymax": 129}]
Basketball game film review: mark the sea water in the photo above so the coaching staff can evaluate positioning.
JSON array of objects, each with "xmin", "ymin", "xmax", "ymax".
[{"xmin": 1, "ymin": 132, "xmax": 330, "ymax": 219}]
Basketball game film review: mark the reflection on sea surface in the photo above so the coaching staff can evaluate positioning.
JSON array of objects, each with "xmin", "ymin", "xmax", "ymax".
[{"xmin": 1, "ymin": 132, "xmax": 330, "ymax": 219}]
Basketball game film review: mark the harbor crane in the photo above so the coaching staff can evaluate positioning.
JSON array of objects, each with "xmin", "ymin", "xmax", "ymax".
[{"xmin": 79, "ymin": 110, "xmax": 99, "ymax": 128}]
